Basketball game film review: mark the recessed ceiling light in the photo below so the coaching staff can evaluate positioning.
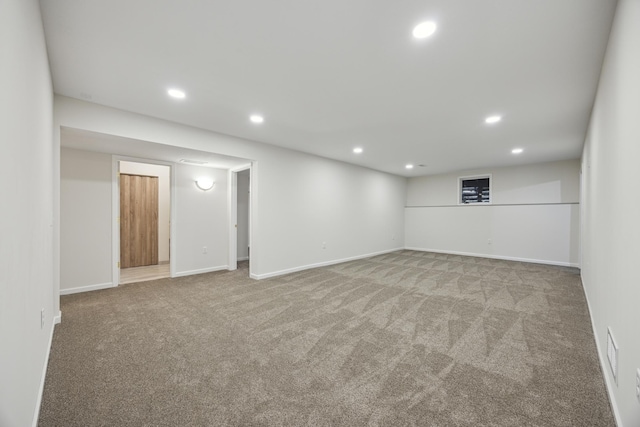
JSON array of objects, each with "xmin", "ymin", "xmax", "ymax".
[
  {"xmin": 512, "ymin": 148, "xmax": 523, "ymax": 154},
  {"xmin": 250, "ymin": 115, "xmax": 264, "ymax": 124},
  {"xmin": 167, "ymin": 88, "xmax": 186, "ymax": 99},
  {"xmin": 485, "ymin": 115, "xmax": 502, "ymax": 124},
  {"xmin": 406, "ymin": 164, "xmax": 414, "ymax": 169},
  {"xmin": 353, "ymin": 147, "xmax": 363, "ymax": 154},
  {"xmin": 413, "ymin": 21, "xmax": 437, "ymax": 39}
]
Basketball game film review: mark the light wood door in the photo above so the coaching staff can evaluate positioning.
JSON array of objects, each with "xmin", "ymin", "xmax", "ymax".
[{"xmin": 120, "ymin": 174, "xmax": 159, "ymax": 268}]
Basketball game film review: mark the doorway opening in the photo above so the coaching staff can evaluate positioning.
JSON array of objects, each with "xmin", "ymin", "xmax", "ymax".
[
  {"xmin": 118, "ymin": 160, "xmax": 172, "ymax": 284},
  {"xmin": 229, "ymin": 165, "xmax": 252, "ymax": 276},
  {"xmin": 236, "ymin": 169, "xmax": 250, "ymax": 274}
]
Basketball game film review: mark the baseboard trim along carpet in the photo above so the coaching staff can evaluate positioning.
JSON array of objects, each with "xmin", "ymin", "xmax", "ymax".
[
  {"xmin": 250, "ymin": 247, "xmax": 405, "ymax": 280},
  {"xmin": 33, "ymin": 318, "xmax": 56, "ymax": 427},
  {"xmin": 173, "ymin": 265, "xmax": 229, "ymax": 278},
  {"xmin": 404, "ymin": 247, "xmax": 579, "ymax": 268},
  {"xmin": 59, "ymin": 282, "xmax": 115, "ymax": 296},
  {"xmin": 580, "ymin": 274, "xmax": 623, "ymax": 427}
]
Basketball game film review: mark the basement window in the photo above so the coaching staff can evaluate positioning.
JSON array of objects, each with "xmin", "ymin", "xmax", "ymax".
[{"xmin": 459, "ymin": 175, "xmax": 491, "ymax": 204}]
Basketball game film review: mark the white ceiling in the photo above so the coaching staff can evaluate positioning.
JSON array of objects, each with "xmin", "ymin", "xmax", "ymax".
[
  {"xmin": 40, "ymin": 0, "xmax": 616, "ymax": 177},
  {"xmin": 62, "ymin": 127, "xmax": 252, "ymax": 170}
]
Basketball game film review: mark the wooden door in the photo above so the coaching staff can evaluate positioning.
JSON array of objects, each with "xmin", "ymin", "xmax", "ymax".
[{"xmin": 120, "ymin": 174, "xmax": 159, "ymax": 268}]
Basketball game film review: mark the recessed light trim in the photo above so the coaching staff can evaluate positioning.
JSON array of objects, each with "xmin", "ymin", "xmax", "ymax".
[
  {"xmin": 413, "ymin": 21, "xmax": 437, "ymax": 39},
  {"xmin": 485, "ymin": 115, "xmax": 502, "ymax": 124},
  {"xmin": 353, "ymin": 147, "xmax": 363, "ymax": 154},
  {"xmin": 405, "ymin": 164, "xmax": 414, "ymax": 169},
  {"xmin": 167, "ymin": 88, "xmax": 186, "ymax": 99},
  {"xmin": 250, "ymin": 115, "xmax": 264, "ymax": 124},
  {"xmin": 511, "ymin": 148, "xmax": 523, "ymax": 154}
]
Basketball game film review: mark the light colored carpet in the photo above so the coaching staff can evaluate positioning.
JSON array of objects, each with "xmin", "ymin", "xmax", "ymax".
[{"xmin": 39, "ymin": 251, "xmax": 614, "ymax": 426}]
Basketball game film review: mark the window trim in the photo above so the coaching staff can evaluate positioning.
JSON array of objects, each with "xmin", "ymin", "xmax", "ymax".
[{"xmin": 458, "ymin": 174, "xmax": 492, "ymax": 205}]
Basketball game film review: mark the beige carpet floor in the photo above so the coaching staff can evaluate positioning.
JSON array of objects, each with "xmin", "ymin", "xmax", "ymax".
[{"xmin": 39, "ymin": 251, "xmax": 614, "ymax": 426}]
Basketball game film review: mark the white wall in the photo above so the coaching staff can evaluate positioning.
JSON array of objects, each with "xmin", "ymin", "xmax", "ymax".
[
  {"xmin": 405, "ymin": 160, "xmax": 580, "ymax": 266},
  {"xmin": 581, "ymin": 0, "xmax": 640, "ymax": 425},
  {"xmin": 60, "ymin": 148, "xmax": 232, "ymax": 290},
  {"xmin": 53, "ymin": 96, "xmax": 407, "ymax": 283},
  {"xmin": 173, "ymin": 164, "xmax": 229, "ymax": 276},
  {"xmin": 60, "ymin": 148, "xmax": 112, "ymax": 293},
  {"xmin": 120, "ymin": 161, "xmax": 171, "ymax": 263},
  {"xmin": 0, "ymin": 1, "xmax": 55, "ymax": 426},
  {"xmin": 407, "ymin": 159, "xmax": 580, "ymax": 206},
  {"xmin": 237, "ymin": 170, "xmax": 250, "ymax": 260}
]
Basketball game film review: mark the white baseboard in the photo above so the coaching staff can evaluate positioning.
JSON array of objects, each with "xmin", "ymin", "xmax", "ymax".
[
  {"xmin": 60, "ymin": 282, "xmax": 115, "ymax": 295},
  {"xmin": 237, "ymin": 256, "xmax": 249, "ymax": 262},
  {"xmin": 32, "ymin": 316, "xmax": 57, "ymax": 427},
  {"xmin": 580, "ymin": 275, "xmax": 622, "ymax": 427},
  {"xmin": 404, "ymin": 247, "xmax": 579, "ymax": 268},
  {"xmin": 251, "ymin": 247, "xmax": 404, "ymax": 280},
  {"xmin": 53, "ymin": 310, "xmax": 61, "ymax": 325},
  {"xmin": 173, "ymin": 265, "xmax": 229, "ymax": 278}
]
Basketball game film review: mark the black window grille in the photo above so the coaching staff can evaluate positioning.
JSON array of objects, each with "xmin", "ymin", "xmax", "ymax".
[{"xmin": 460, "ymin": 177, "xmax": 490, "ymax": 204}]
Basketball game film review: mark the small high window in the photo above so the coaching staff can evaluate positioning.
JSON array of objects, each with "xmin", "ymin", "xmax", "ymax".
[{"xmin": 459, "ymin": 175, "xmax": 491, "ymax": 204}]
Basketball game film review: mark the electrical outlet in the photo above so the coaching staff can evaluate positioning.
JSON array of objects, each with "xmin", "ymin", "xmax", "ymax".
[
  {"xmin": 636, "ymin": 369, "xmax": 640, "ymax": 403},
  {"xmin": 487, "ymin": 238, "xmax": 492, "ymax": 245},
  {"xmin": 322, "ymin": 242, "xmax": 326, "ymax": 249},
  {"xmin": 203, "ymin": 246, "xmax": 207, "ymax": 254},
  {"xmin": 40, "ymin": 308, "xmax": 45, "ymax": 329}
]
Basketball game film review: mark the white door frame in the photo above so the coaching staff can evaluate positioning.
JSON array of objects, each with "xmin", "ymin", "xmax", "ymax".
[
  {"xmin": 228, "ymin": 163, "xmax": 253, "ymax": 274},
  {"xmin": 111, "ymin": 155, "xmax": 176, "ymax": 286}
]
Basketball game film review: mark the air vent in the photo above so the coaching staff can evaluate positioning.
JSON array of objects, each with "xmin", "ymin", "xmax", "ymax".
[{"xmin": 179, "ymin": 159, "xmax": 208, "ymax": 165}]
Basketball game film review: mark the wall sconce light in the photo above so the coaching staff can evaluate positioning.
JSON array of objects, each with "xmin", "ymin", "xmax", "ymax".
[{"xmin": 195, "ymin": 178, "xmax": 214, "ymax": 191}]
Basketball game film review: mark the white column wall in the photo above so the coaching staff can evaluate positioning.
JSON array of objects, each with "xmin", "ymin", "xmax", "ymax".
[
  {"xmin": 173, "ymin": 164, "xmax": 229, "ymax": 276},
  {"xmin": 0, "ymin": 1, "xmax": 55, "ymax": 425},
  {"xmin": 580, "ymin": 0, "xmax": 640, "ymax": 425},
  {"xmin": 60, "ymin": 148, "xmax": 112, "ymax": 292}
]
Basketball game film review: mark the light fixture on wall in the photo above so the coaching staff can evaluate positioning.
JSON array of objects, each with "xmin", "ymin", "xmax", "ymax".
[{"xmin": 195, "ymin": 178, "xmax": 214, "ymax": 191}]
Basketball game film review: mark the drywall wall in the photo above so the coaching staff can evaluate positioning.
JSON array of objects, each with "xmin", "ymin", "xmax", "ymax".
[
  {"xmin": 407, "ymin": 159, "xmax": 580, "ymax": 206},
  {"xmin": 60, "ymin": 148, "xmax": 113, "ymax": 293},
  {"xmin": 60, "ymin": 148, "xmax": 232, "ymax": 290},
  {"xmin": 237, "ymin": 170, "xmax": 250, "ymax": 260},
  {"xmin": 0, "ymin": 1, "xmax": 55, "ymax": 426},
  {"xmin": 581, "ymin": 0, "xmax": 640, "ymax": 425},
  {"xmin": 173, "ymin": 164, "xmax": 229, "ymax": 275},
  {"xmin": 405, "ymin": 160, "xmax": 580, "ymax": 266},
  {"xmin": 53, "ymin": 95, "xmax": 406, "ymax": 282},
  {"xmin": 120, "ymin": 161, "xmax": 171, "ymax": 263}
]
